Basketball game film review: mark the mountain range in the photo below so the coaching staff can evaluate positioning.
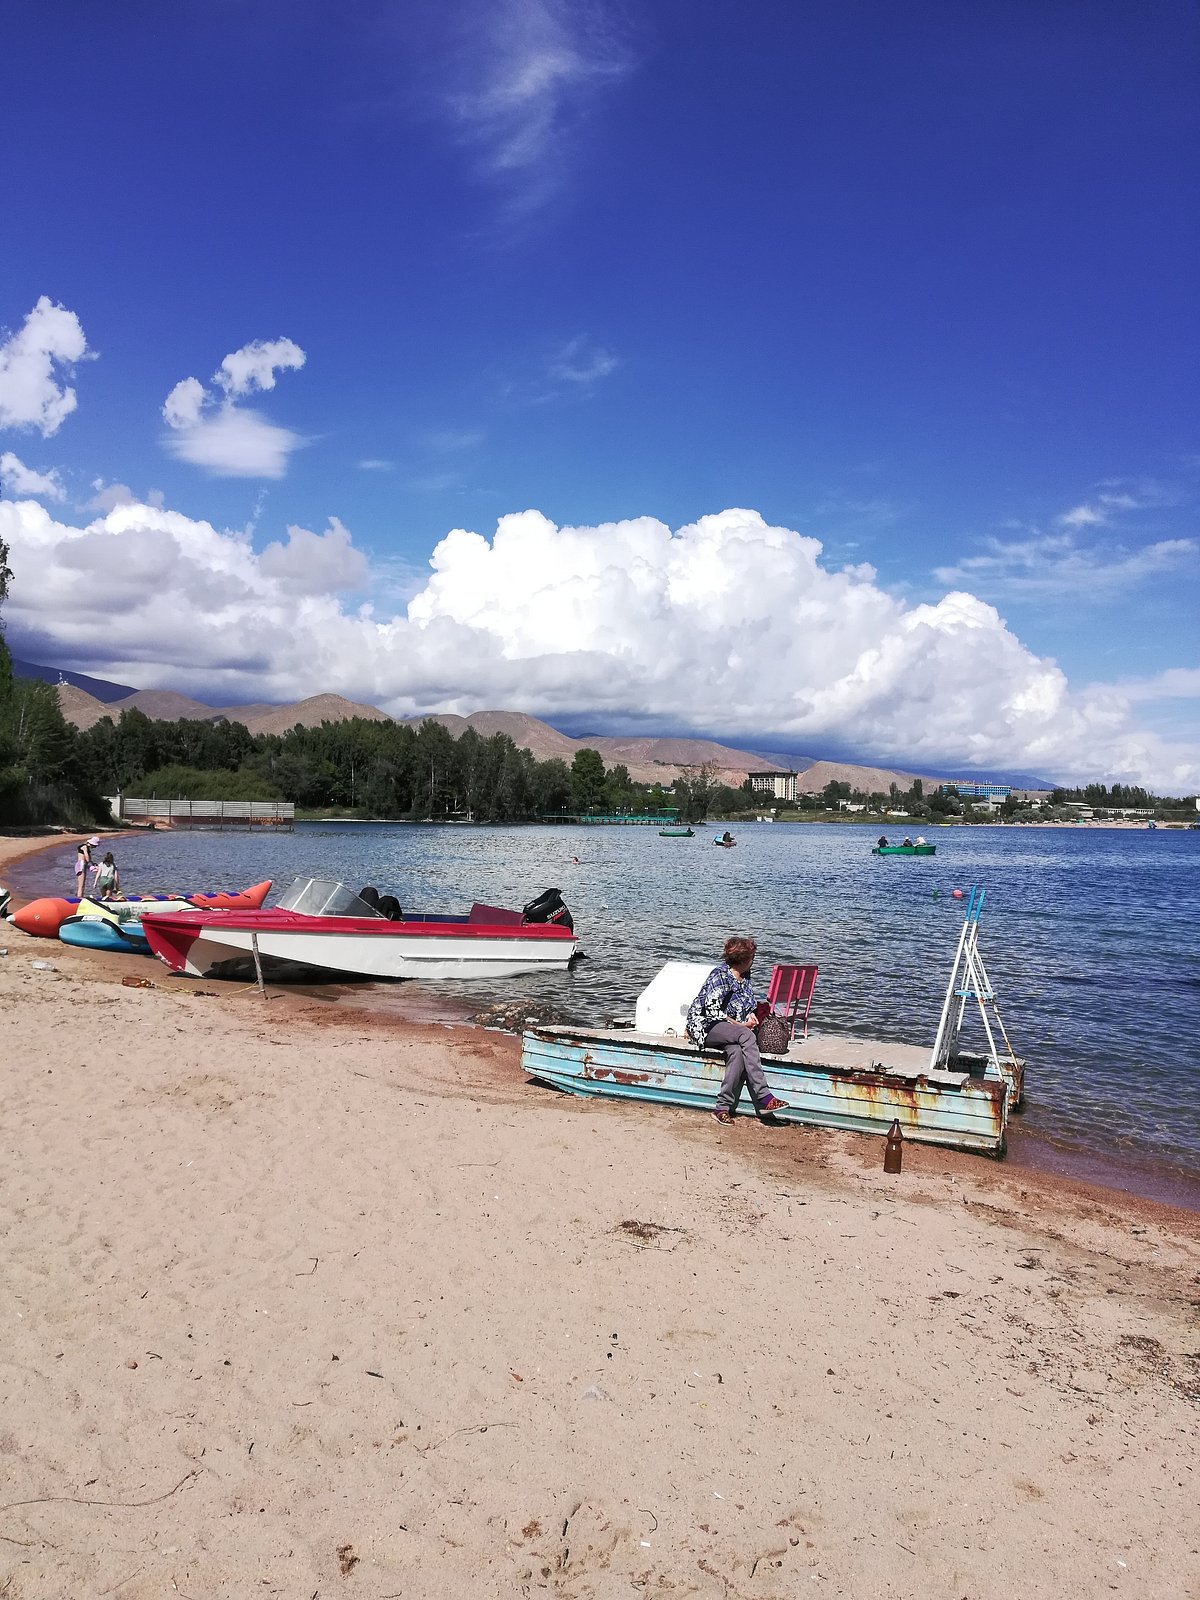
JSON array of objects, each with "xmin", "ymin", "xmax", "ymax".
[{"xmin": 19, "ymin": 657, "xmax": 979, "ymax": 791}]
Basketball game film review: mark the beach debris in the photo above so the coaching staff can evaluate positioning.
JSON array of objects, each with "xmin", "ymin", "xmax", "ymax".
[
  {"xmin": 122, "ymin": 974, "xmax": 155, "ymax": 988},
  {"xmin": 31, "ymin": 959, "xmax": 58, "ymax": 972},
  {"xmin": 883, "ymin": 1118, "xmax": 904, "ymax": 1174},
  {"xmin": 0, "ymin": 948, "xmax": 8, "ymax": 957},
  {"xmin": 473, "ymin": 998, "xmax": 576, "ymax": 1032},
  {"xmin": 336, "ymin": 1543, "xmax": 359, "ymax": 1575},
  {"xmin": 125, "ymin": 1358, "xmax": 139, "ymax": 1369},
  {"xmin": 581, "ymin": 1384, "xmax": 609, "ymax": 1402}
]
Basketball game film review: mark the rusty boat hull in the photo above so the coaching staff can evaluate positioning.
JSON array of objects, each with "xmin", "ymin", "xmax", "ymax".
[{"xmin": 522, "ymin": 1026, "xmax": 1012, "ymax": 1156}]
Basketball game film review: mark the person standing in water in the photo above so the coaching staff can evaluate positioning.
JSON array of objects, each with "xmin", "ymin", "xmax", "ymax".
[
  {"xmin": 687, "ymin": 936, "xmax": 790, "ymax": 1125},
  {"xmin": 74, "ymin": 837, "xmax": 98, "ymax": 898}
]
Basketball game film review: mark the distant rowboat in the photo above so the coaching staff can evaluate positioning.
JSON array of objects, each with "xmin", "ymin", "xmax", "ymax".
[
  {"xmin": 873, "ymin": 844, "xmax": 936, "ymax": 856},
  {"xmin": 659, "ymin": 827, "xmax": 694, "ymax": 838}
]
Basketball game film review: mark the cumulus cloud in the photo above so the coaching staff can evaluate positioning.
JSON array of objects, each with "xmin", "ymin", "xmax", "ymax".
[
  {"xmin": 446, "ymin": 0, "xmax": 635, "ymax": 213},
  {"xmin": 1, "ymin": 498, "xmax": 1196, "ymax": 790},
  {"xmin": 161, "ymin": 338, "xmax": 306, "ymax": 478},
  {"xmin": 80, "ymin": 479, "xmax": 165, "ymax": 514},
  {"xmin": 258, "ymin": 517, "xmax": 368, "ymax": 595},
  {"xmin": 0, "ymin": 451, "xmax": 65, "ymax": 501},
  {"xmin": 0, "ymin": 297, "xmax": 90, "ymax": 436}
]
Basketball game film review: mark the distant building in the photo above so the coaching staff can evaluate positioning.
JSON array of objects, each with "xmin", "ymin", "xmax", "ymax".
[
  {"xmin": 1011, "ymin": 789, "xmax": 1052, "ymax": 804},
  {"xmin": 939, "ymin": 781, "xmax": 1012, "ymax": 802},
  {"xmin": 749, "ymin": 771, "xmax": 798, "ymax": 802}
]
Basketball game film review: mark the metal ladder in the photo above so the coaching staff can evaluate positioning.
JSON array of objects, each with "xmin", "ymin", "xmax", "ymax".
[{"xmin": 928, "ymin": 887, "xmax": 1017, "ymax": 1074}]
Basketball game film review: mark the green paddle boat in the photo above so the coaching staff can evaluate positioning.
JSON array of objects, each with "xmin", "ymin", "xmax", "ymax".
[
  {"xmin": 873, "ymin": 843, "xmax": 936, "ymax": 856},
  {"xmin": 659, "ymin": 827, "xmax": 695, "ymax": 837}
]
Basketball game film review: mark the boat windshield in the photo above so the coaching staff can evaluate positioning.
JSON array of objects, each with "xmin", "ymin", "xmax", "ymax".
[{"xmin": 274, "ymin": 878, "xmax": 385, "ymax": 918}]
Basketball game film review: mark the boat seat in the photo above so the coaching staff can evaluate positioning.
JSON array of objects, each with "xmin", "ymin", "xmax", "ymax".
[
  {"xmin": 469, "ymin": 902, "xmax": 524, "ymax": 925},
  {"xmin": 764, "ymin": 963, "xmax": 818, "ymax": 1041}
]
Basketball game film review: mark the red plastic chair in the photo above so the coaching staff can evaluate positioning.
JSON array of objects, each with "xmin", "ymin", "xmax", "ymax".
[{"xmin": 765, "ymin": 964, "xmax": 818, "ymax": 1040}]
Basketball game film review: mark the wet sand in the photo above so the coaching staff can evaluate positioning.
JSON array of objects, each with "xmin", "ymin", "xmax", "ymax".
[{"xmin": 1, "ymin": 831, "xmax": 1198, "ymax": 1598}]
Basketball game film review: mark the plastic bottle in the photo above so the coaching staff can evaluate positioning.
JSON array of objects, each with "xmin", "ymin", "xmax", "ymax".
[{"xmin": 883, "ymin": 1118, "xmax": 904, "ymax": 1174}]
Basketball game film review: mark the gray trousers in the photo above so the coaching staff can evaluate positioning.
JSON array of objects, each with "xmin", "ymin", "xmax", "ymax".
[{"xmin": 705, "ymin": 1020, "xmax": 772, "ymax": 1111}]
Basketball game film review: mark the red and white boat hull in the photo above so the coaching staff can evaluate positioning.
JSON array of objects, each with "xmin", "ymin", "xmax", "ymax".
[{"xmin": 144, "ymin": 909, "xmax": 578, "ymax": 982}]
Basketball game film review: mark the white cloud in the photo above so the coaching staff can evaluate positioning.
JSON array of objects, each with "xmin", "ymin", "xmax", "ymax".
[
  {"xmin": 161, "ymin": 338, "xmax": 306, "ymax": 478},
  {"xmin": 259, "ymin": 517, "xmax": 368, "ymax": 595},
  {"xmin": 215, "ymin": 338, "xmax": 305, "ymax": 398},
  {"xmin": 0, "ymin": 297, "xmax": 90, "ymax": 437},
  {"xmin": 1109, "ymin": 666, "xmax": 1200, "ymax": 703},
  {"xmin": 446, "ymin": 0, "xmax": 634, "ymax": 213},
  {"xmin": 547, "ymin": 335, "xmax": 618, "ymax": 388},
  {"xmin": 934, "ymin": 531, "xmax": 1196, "ymax": 597},
  {"xmin": 357, "ymin": 458, "xmax": 395, "ymax": 471},
  {"xmin": 80, "ymin": 479, "xmax": 166, "ymax": 514},
  {"xmin": 0, "ymin": 451, "xmax": 65, "ymax": 501},
  {"xmin": 1, "ymin": 499, "xmax": 1196, "ymax": 791}
]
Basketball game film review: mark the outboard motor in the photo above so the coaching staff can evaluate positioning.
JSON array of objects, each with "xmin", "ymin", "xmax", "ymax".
[{"xmin": 521, "ymin": 887, "xmax": 573, "ymax": 934}]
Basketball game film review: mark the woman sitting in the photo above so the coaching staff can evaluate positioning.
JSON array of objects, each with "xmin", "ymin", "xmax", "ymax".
[{"xmin": 686, "ymin": 936, "xmax": 789, "ymax": 1125}]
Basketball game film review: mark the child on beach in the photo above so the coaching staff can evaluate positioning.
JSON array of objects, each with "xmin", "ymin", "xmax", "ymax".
[{"xmin": 93, "ymin": 852, "xmax": 120, "ymax": 898}]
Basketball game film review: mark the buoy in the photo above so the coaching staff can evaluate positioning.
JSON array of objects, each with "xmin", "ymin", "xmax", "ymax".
[{"xmin": 951, "ymin": 888, "xmax": 964, "ymax": 899}]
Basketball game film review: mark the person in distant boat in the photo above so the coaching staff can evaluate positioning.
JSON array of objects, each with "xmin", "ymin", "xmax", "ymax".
[
  {"xmin": 93, "ymin": 852, "xmax": 120, "ymax": 898},
  {"xmin": 687, "ymin": 936, "xmax": 790, "ymax": 1126},
  {"xmin": 877, "ymin": 835, "xmax": 888, "ymax": 846},
  {"xmin": 717, "ymin": 831, "xmax": 736, "ymax": 847},
  {"xmin": 902, "ymin": 836, "xmax": 913, "ymax": 847},
  {"xmin": 915, "ymin": 835, "xmax": 926, "ymax": 846},
  {"xmin": 74, "ymin": 836, "xmax": 98, "ymax": 898}
]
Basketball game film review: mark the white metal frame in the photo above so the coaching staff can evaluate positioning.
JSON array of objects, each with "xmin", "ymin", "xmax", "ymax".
[{"xmin": 929, "ymin": 887, "xmax": 1017, "ymax": 1073}]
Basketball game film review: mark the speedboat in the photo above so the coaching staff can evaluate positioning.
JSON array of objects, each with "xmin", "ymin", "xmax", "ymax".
[{"xmin": 142, "ymin": 878, "xmax": 579, "ymax": 982}]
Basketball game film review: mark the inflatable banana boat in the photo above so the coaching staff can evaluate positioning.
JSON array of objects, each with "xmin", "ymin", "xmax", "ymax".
[{"xmin": 8, "ymin": 880, "xmax": 272, "ymax": 937}]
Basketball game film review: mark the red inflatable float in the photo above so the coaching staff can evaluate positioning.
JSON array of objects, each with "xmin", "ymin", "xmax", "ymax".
[{"xmin": 8, "ymin": 880, "xmax": 273, "ymax": 938}]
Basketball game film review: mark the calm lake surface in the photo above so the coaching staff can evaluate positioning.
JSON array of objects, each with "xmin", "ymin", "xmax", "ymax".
[{"xmin": 14, "ymin": 821, "xmax": 1200, "ymax": 1192}]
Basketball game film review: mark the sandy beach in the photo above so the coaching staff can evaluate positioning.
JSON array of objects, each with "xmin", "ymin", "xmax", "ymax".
[{"xmin": 1, "ymin": 834, "xmax": 1197, "ymax": 1599}]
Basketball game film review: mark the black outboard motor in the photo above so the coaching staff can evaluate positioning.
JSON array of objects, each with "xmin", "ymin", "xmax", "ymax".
[{"xmin": 521, "ymin": 887, "xmax": 573, "ymax": 934}]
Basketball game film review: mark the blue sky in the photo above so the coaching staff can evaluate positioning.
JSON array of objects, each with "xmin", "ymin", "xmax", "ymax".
[{"xmin": 0, "ymin": 0, "xmax": 1197, "ymax": 786}]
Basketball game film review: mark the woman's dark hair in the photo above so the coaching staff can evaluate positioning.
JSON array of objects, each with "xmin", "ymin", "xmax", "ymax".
[{"xmin": 723, "ymin": 936, "xmax": 757, "ymax": 970}]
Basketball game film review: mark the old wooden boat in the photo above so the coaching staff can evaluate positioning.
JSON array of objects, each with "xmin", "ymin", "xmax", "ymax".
[
  {"xmin": 522, "ymin": 1021, "xmax": 1009, "ymax": 1155},
  {"xmin": 522, "ymin": 892, "xmax": 1023, "ymax": 1156}
]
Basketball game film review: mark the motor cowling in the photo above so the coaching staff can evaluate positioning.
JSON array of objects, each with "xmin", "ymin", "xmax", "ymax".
[{"xmin": 521, "ymin": 887, "xmax": 573, "ymax": 934}]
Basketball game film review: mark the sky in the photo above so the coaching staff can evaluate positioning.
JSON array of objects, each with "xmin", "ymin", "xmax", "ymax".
[{"xmin": 0, "ymin": 0, "xmax": 1197, "ymax": 789}]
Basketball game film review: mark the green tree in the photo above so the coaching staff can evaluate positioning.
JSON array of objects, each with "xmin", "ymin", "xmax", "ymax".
[{"xmin": 570, "ymin": 748, "xmax": 607, "ymax": 812}]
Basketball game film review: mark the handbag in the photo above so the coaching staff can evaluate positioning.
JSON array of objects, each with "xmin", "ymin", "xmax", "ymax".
[{"xmin": 755, "ymin": 1012, "xmax": 791, "ymax": 1055}]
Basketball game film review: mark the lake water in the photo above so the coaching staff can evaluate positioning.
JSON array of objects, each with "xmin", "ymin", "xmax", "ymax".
[{"xmin": 12, "ymin": 821, "xmax": 1200, "ymax": 1197}]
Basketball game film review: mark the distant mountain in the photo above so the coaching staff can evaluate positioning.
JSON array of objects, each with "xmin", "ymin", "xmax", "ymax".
[
  {"xmin": 795, "ymin": 759, "xmax": 947, "ymax": 794},
  {"xmin": 400, "ymin": 712, "xmax": 786, "ymax": 784},
  {"xmin": 12, "ymin": 656, "xmax": 138, "ymax": 702},
  {"xmin": 54, "ymin": 683, "xmax": 112, "ymax": 732},
  {"xmin": 45, "ymin": 670, "xmax": 1039, "ymax": 790},
  {"xmin": 238, "ymin": 695, "xmax": 391, "ymax": 737},
  {"xmin": 108, "ymin": 689, "xmax": 218, "ymax": 722}
]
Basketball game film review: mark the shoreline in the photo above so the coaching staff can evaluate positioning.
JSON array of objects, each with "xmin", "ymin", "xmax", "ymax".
[
  {"xmin": 1, "ymin": 829, "xmax": 1197, "ymax": 1597},
  {"xmin": 4, "ymin": 829, "xmax": 1196, "ymax": 1216}
]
